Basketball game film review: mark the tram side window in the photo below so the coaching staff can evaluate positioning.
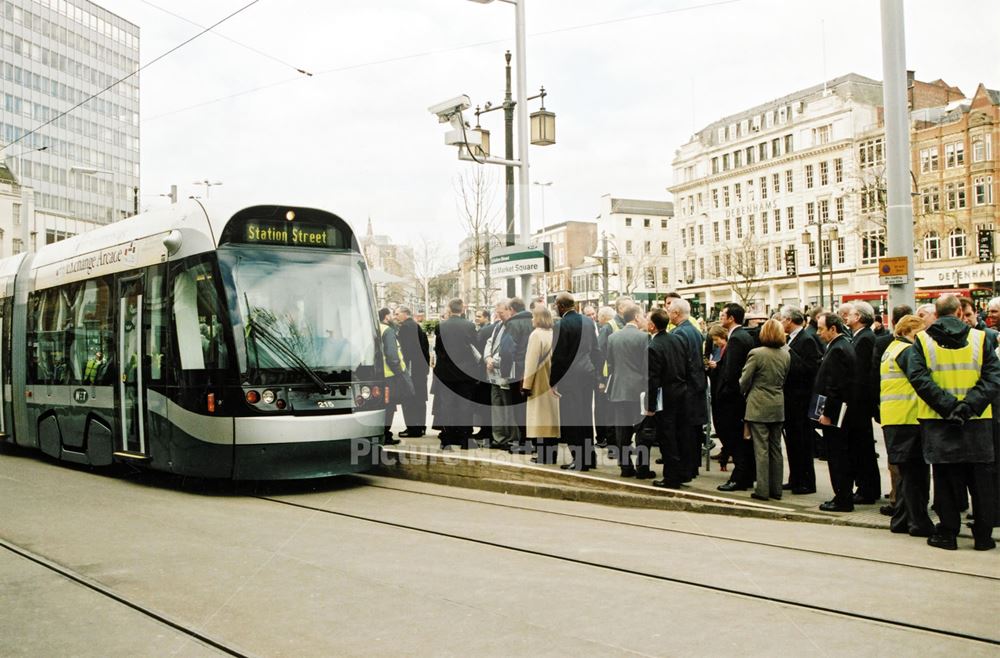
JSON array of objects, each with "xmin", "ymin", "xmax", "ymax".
[
  {"xmin": 27, "ymin": 286, "xmax": 74, "ymax": 385},
  {"xmin": 146, "ymin": 264, "xmax": 168, "ymax": 382},
  {"xmin": 172, "ymin": 260, "xmax": 229, "ymax": 370},
  {"xmin": 73, "ymin": 277, "xmax": 113, "ymax": 385}
]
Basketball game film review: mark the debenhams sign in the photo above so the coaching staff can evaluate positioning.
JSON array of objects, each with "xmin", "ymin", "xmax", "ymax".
[{"xmin": 724, "ymin": 199, "xmax": 776, "ymax": 219}]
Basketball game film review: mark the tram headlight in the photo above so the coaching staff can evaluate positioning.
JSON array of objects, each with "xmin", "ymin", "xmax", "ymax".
[
  {"xmin": 261, "ymin": 389, "xmax": 276, "ymax": 405},
  {"xmin": 360, "ymin": 385, "xmax": 371, "ymax": 400}
]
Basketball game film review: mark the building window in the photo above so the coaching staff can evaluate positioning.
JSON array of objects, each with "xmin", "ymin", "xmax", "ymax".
[
  {"xmin": 772, "ymin": 137, "xmax": 781, "ymax": 158},
  {"xmin": 723, "ymin": 153, "xmax": 730, "ymax": 171},
  {"xmin": 745, "ymin": 146, "xmax": 754, "ymax": 166},
  {"xmin": 786, "ymin": 169, "xmax": 794, "ymax": 193},
  {"xmin": 699, "ymin": 258, "xmax": 705, "ymax": 280},
  {"xmin": 772, "ymin": 173, "xmax": 780, "ymax": 195},
  {"xmin": 761, "ymin": 210, "xmax": 769, "ymax": 235},
  {"xmin": 837, "ymin": 237, "xmax": 845, "ymax": 264},
  {"xmin": 760, "ymin": 176, "xmax": 768, "ymax": 199},
  {"xmin": 805, "ymin": 164, "xmax": 814, "ymax": 189},
  {"xmin": 625, "ymin": 217, "xmax": 632, "ymax": 227},
  {"xmin": 723, "ymin": 186, "xmax": 730, "ymax": 207},
  {"xmin": 736, "ymin": 216, "xmax": 743, "ymax": 239},
  {"xmin": 773, "ymin": 208, "xmax": 781, "ymax": 233},
  {"xmin": 807, "ymin": 202, "xmax": 816, "ymax": 224},
  {"xmin": 661, "ymin": 241, "xmax": 668, "ymax": 255},
  {"xmin": 13, "ymin": 239, "xmax": 23, "ymax": 254},
  {"xmin": 974, "ymin": 176, "xmax": 994, "ymax": 205},
  {"xmin": 712, "ymin": 189, "xmax": 719, "ymax": 208},
  {"xmin": 920, "ymin": 147, "xmax": 940, "ymax": 173},
  {"xmin": 661, "ymin": 267, "xmax": 669, "ymax": 285},
  {"xmin": 713, "ymin": 222, "xmax": 720, "ymax": 242},
  {"xmin": 733, "ymin": 150, "xmax": 742, "ymax": 168},
  {"xmin": 819, "ymin": 199, "xmax": 829, "ymax": 223},
  {"xmin": 712, "ymin": 157, "xmax": 719, "ymax": 174},
  {"xmin": 972, "ymin": 135, "xmax": 992, "ymax": 162},
  {"xmin": 808, "ymin": 241, "xmax": 816, "ymax": 267},
  {"xmin": 921, "ymin": 186, "xmax": 941, "ymax": 213},
  {"xmin": 858, "ymin": 137, "xmax": 885, "ymax": 167},
  {"xmin": 734, "ymin": 182, "xmax": 742, "ymax": 202},
  {"xmin": 786, "ymin": 206, "xmax": 795, "ymax": 230},
  {"xmin": 644, "ymin": 240, "xmax": 651, "ymax": 254},
  {"xmin": 661, "ymin": 218, "xmax": 668, "ymax": 229},
  {"xmin": 759, "ymin": 142, "xmax": 768, "ymax": 161},
  {"xmin": 945, "ymin": 142, "xmax": 965, "ymax": 168},
  {"xmin": 836, "ymin": 197, "xmax": 844, "ymax": 222},
  {"xmin": 948, "ymin": 228, "xmax": 967, "ymax": 258},
  {"xmin": 861, "ymin": 230, "xmax": 886, "ymax": 265},
  {"xmin": 762, "ymin": 248, "xmax": 770, "ymax": 273},
  {"xmin": 834, "ymin": 158, "xmax": 843, "ymax": 183},
  {"xmin": 625, "ymin": 240, "xmax": 633, "ymax": 254},
  {"xmin": 924, "ymin": 231, "xmax": 941, "ymax": 260},
  {"xmin": 724, "ymin": 253, "xmax": 732, "ymax": 276},
  {"xmin": 774, "ymin": 246, "xmax": 783, "ymax": 272},
  {"xmin": 748, "ymin": 214, "xmax": 755, "ymax": 235},
  {"xmin": 643, "ymin": 218, "xmax": 651, "ymax": 228},
  {"xmin": 698, "ymin": 225, "xmax": 704, "ymax": 245},
  {"xmin": 813, "ymin": 124, "xmax": 832, "ymax": 145},
  {"xmin": 746, "ymin": 179, "xmax": 755, "ymax": 202},
  {"xmin": 626, "ymin": 267, "xmax": 633, "ymax": 283},
  {"xmin": 713, "ymin": 255, "xmax": 721, "ymax": 277},
  {"xmin": 724, "ymin": 219, "xmax": 731, "ymax": 241},
  {"xmin": 819, "ymin": 161, "xmax": 829, "ymax": 186},
  {"xmin": 784, "ymin": 134, "xmax": 794, "ymax": 154}
]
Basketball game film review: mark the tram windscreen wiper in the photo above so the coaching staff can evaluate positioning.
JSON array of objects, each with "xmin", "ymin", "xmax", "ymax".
[{"xmin": 246, "ymin": 307, "xmax": 332, "ymax": 394}]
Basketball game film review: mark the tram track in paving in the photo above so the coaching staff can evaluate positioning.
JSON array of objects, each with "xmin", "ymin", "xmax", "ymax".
[
  {"xmin": 0, "ymin": 538, "xmax": 251, "ymax": 658},
  {"xmin": 358, "ymin": 478, "xmax": 1000, "ymax": 582},
  {"xmin": 255, "ymin": 490, "xmax": 1000, "ymax": 648}
]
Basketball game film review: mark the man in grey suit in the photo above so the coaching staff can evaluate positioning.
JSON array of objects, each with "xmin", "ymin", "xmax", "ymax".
[{"xmin": 606, "ymin": 304, "xmax": 650, "ymax": 477}]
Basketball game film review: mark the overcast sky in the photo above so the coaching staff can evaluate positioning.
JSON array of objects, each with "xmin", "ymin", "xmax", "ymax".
[{"xmin": 96, "ymin": 0, "xmax": 1000, "ymax": 265}]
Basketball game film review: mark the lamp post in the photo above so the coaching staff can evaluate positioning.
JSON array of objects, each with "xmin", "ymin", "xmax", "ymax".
[
  {"xmin": 194, "ymin": 180, "xmax": 223, "ymax": 199},
  {"xmin": 801, "ymin": 219, "xmax": 839, "ymax": 309},
  {"xmin": 70, "ymin": 165, "xmax": 117, "ymax": 223},
  {"xmin": 463, "ymin": 0, "xmax": 555, "ymax": 299}
]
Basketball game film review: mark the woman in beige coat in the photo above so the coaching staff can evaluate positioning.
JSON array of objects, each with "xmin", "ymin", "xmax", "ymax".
[
  {"xmin": 739, "ymin": 318, "xmax": 791, "ymax": 501},
  {"xmin": 522, "ymin": 305, "xmax": 560, "ymax": 464}
]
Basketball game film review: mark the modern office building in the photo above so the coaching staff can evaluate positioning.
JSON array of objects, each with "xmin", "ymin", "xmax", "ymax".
[{"xmin": 1, "ymin": 0, "xmax": 139, "ymax": 226}]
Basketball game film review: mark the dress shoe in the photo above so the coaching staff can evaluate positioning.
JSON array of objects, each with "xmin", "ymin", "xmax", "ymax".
[
  {"xmin": 398, "ymin": 430, "xmax": 424, "ymax": 438},
  {"xmin": 651, "ymin": 479, "xmax": 681, "ymax": 489},
  {"xmin": 782, "ymin": 483, "xmax": 793, "ymax": 491},
  {"xmin": 926, "ymin": 534, "xmax": 958, "ymax": 550},
  {"xmin": 620, "ymin": 466, "xmax": 637, "ymax": 477},
  {"xmin": 635, "ymin": 470, "xmax": 656, "ymax": 480},
  {"xmin": 791, "ymin": 487, "xmax": 816, "ymax": 495},
  {"xmin": 974, "ymin": 537, "xmax": 996, "ymax": 551},
  {"xmin": 889, "ymin": 524, "xmax": 909, "ymax": 534},
  {"xmin": 382, "ymin": 437, "xmax": 400, "ymax": 446},
  {"xmin": 717, "ymin": 481, "xmax": 748, "ymax": 492},
  {"xmin": 879, "ymin": 504, "xmax": 895, "ymax": 517},
  {"xmin": 750, "ymin": 493, "xmax": 769, "ymax": 501},
  {"xmin": 908, "ymin": 527, "xmax": 934, "ymax": 538},
  {"xmin": 819, "ymin": 501, "xmax": 854, "ymax": 512},
  {"xmin": 853, "ymin": 493, "xmax": 878, "ymax": 505}
]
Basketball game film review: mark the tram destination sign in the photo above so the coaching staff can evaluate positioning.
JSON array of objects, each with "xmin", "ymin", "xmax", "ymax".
[{"xmin": 243, "ymin": 221, "xmax": 337, "ymax": 248}]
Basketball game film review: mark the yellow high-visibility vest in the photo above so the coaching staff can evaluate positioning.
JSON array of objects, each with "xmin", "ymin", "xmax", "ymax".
[
  {"xmin": 916, "ymin": 328, "xmax": 993, "ymax": 420},
  {"xmin": 879, "ymin": 339, "xmax": 918, "ymax": 426},
  {"xmin": 380, "ymin": 324, "xmax": 406, "ymax": 378}
]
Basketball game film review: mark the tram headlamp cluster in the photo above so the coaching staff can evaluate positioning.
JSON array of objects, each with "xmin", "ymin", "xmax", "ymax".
[
  {"xmin": 261, "ymin": 390, "xmax": 276, "ymax": 405},
  {"xmin": 359, "ymin": 386, "xmax": 371, "ymax": 399},
  {"xmin": 246, "ymin": 390, "xmax": 260, "ymax": 404}
]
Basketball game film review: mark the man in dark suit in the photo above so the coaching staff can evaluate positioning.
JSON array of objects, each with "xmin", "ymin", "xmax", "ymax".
[
  {"xmin": 646, "ymin": 308, "xmax": 690, "ymax": 488},
  {"xmin": 846, "ymin": 301, "xmax": 881, "ymax": 503},
  {"xmin": 606, "ymin": 303, "xmax": 649, "ymax": 477},
  {"xmin": 716, "ymin": 303, "xmax": 757, "ymax": 492},
  {"xmin": 780, "ymin": 305, "xmax": 821, "ymax": 494},
  {"xmin": 472, "ymin": 308, "xmax": 495, "ymax": 440},
  {"xmin": 667, "ymin": 298, "xmax": 708, "ymax": 481},
  {"xmin": 433, "ymin": 298, "xmax": 479, "ymax": 448},
  {"xmin": 814, "ymin": 312, "xmax": 856, "ymax": 512},
  {"xmin": 395, "ymin": 306, "xmax": 430, "ymax": 438},
  {"xmin": 550, "ymin": 292, "xmax": 603, "ymax": 470},
  {"xmin": 499, "ymin": 297, "xmax": 533, "ymax": 451}
]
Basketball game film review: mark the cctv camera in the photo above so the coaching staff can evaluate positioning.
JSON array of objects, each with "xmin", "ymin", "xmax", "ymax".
[{"xmin": 429, "ymin": 95, "xmax": 471, "ymax": 122}]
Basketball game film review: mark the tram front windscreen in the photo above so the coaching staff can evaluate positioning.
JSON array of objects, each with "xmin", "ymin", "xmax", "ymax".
[{"xmin": 218, "ymin": 246, "xmax": 378, "ymax": 385}]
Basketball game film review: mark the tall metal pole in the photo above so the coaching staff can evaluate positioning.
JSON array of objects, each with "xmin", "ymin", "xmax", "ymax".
[
  {"xmin": 601, "ymin": 231, "xmax": 609, "ymax": 305},
  {"xmin": 818, "ymin": 231, "xmax": 825, "ymax": 309},
  {"xmin": 881, "ymin": 0, "xmax": 916, "ymax": 309},
  {"xmin": 503, "ymin": 51, "xmax": 516, "ymax": 298},
  {"xmin": 514, "ymin": 0, "xmax": 533, "ymax": 299}
]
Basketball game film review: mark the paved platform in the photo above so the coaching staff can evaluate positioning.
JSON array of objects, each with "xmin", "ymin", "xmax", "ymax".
[{"xmin": 378, "ymin": 424, "xmax": 906, "ymax": 530}]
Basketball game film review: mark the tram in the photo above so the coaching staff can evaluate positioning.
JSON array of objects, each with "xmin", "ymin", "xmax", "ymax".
[{"xmin": 0, "ymin": 201, "xmax": 386, "ymax": 479}]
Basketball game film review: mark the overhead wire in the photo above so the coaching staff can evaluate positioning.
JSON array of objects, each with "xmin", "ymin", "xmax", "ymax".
[
  {"xmin": 142, "ymin": 0, "xmax": 743, "ymax": 123},
  {"xmin": 0, "ymin": 0, "xmax": 263, "ymax": 153},
  {"xmin": 136, "ymin": 0, "xmax": 313, "ymax": 76}
]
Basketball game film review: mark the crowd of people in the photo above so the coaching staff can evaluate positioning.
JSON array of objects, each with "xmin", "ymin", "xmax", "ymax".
[{"xmin": 376, "ymin": 292, "xmax": 1000, "ymax": 551}]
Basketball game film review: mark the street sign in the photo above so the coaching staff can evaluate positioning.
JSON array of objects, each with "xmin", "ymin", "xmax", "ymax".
[
  {"xmin": 489, "ymin": 245, "xmax": 549, "ymax": 279},
  {"xmin": 784, "ymin": 248, "xmax": 797, "ymax": 277},
  {"xmin": 978, "ymin": 229, "xmax": 994, "ymax": 263},
  {"xmin": 878, "ymin": 256, "xmax": 909, "ymax": 285}
]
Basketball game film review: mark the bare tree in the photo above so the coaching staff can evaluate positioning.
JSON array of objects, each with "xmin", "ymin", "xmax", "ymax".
[
  {"xmin": 455, "ymin": 166, "xmax": 502, "ymax": 309},
  {"xmin": 715, "ymin": 233, "xmax": 765, "ymax": 308},
  {"xmin": 412, "ymin": 237, "xmax": 448, "ymax": 315}
]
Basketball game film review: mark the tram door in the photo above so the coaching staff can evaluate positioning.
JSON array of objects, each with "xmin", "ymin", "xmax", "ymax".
[{"xmin": 116, "ymin": 276, "xmax": 146, "ymax": 454}]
